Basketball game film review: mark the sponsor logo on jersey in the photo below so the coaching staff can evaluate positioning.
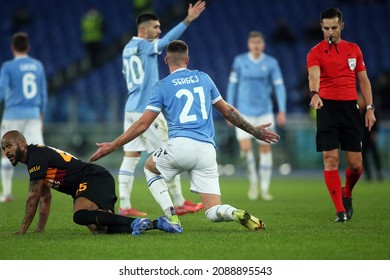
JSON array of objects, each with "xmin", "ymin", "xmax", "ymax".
[{"xmin": 28, "ymin": 165, "xmax": 41, "ymax": 174}]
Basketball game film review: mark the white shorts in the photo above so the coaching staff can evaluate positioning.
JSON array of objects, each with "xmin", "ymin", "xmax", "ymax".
[
  {"xmin": 1, "ymin": 119, "xmax": 44, "ymax": 145},
  {"xmin": 153, "ymin": 137, "xmax": 221, "ymax": 196},
  {"xmin": 235, "ymin": 113, "xmax": 275, "ymax": 144},
  {"xmin": 123, "ymin": 112, "xmax": 168, "ymax": 153}
]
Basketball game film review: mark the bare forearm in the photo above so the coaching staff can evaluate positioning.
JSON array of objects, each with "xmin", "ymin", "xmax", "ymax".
[
  {"xmin": 112, "ymin": 121, "xmax": 148, "ymax": 149},
  {"xmin": 35, "ymin": 194, "xmax": 51, "ymax": 233},
  {"xmin": 182, "ymin": 17, "xmax": 193, "ymax": 26},
  {"xmin": 360, "ymin": 81, "xmax": 373, "ymax": 105},
  {"xmin": 308, "ymin": 79, "xmax": 318, "ymax": 91},
  {"xmin": 225, "ymin": 106, "xmax": 262, "ymax": 138},
  {"xmin": 35, "ymin": 210, "xmax": 49, "ymax": 233},
  {"xmin": 19, "ymin": 197, "xmax": 39, "ymax": 234},
  {"xmin": 308, "ymin": 66, "xmax": 320, "ymax": 92}
]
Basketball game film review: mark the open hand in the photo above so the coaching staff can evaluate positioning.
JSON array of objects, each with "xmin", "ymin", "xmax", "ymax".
[
  {"xmin": 186, "ymin": 0, "xmax": 206, "ymax": 22},
  {"xmin": 89, "ymin": 142, "xmax": 115, "ymax": 162},
  {"xmin": 253, "ymin": 123, "xmax": 280, "ymax": 144}
]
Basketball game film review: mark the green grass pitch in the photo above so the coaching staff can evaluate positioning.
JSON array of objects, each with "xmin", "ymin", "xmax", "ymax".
[{"xmin": 0, "ymin": 174, "xmax": 389, "ymax": 260}]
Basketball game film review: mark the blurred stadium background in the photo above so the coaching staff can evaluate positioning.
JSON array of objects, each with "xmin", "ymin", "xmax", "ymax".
[{"xmin": 1, "ymin": 0, "xmax": 389, "ymax": 175}]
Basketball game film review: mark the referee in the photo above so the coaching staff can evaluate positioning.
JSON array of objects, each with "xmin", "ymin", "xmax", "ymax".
[{"xmin": 306, "ymin": 7, "xmax": 376, "ymax": 222}]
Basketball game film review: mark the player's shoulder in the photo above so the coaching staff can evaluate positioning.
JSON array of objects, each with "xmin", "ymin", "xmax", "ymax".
[
  {"xmin": 26, "ymin": 57, "xmax": 44, "ymax": 69},
  {"xmin": 1, "ymin": 59, "xmax": 15, "ymax": 69},
  {"xmin": 197, "ymin": 70, "xmax": 212, "ymax": 80},
  {"xmin": 263, "ymin": 53, "xmax": 279, "ymax": 63},
  {"xmin": 189, "ymin": 68, "xmax": 203, "ymax": 76},
  {"xmin": 153, "ymin": 75, "xmax": 170, "ymax": 91},
  {"xmin": 26, "ymin": 144, "xmax": 50, "ymax": 164},
  {"xmin": 29, "ymin": 56, "xmax": 43, "ymax": 64},
  {"xmin": 185, "ymin": 69, "xmax": 211, "ymax": 82},
  {"xmin": 123, "ymin": 37, "xmax": 144, "ymax": 54},
  {"xmin": 17, "ymin": 56, "xmax": 44, "ymax": 69},
  {"xmin": 235, "ymin": 52, "xmax": 248, "ymax": 61},
  {"xmin": 127, "ymin": 37, "xmax": 153, "ymax": 48},
  {"xmin": 28, "ymin": 144, "xmax": 50, "ymax": 154},
  {"xmin": 127, "ymin": 36, "xmax": 143, "ymax": 45}
]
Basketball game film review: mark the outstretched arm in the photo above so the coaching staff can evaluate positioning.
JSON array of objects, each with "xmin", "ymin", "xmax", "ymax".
[
  {"xmin": 18, "ymin": 180, "xmax": 46, "ymax": 234},
  {"xmin": 214, "ymin": 99, "xmax": 280, "ymax": 144},
  {"xmin": 157, "ymin": 1, "xmax": 206, "ymax": 52},
  {"xmin": 90, "ymin": 110, "xmax": 159, "ymax": 162}
]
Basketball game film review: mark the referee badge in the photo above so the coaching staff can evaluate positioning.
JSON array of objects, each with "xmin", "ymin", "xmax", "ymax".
[{"xmin": 348, "ymin": 58, "xmax": 356, "ymax": 71}]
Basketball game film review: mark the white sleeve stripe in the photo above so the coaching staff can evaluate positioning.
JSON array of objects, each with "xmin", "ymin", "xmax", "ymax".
[
  {"xmin": 273, "ymin": 78, "xmax": 284, "ymax": 85},
  {"xmin": 229, "ymin": 72, "xmax": 238, "ymax": 83},
  {"xmin": 146, "ymin": 105, "xmax": 161, "ymax": 112},
  {"xmin": 229, "ymin": 77, "xmax": 238, "ymax": 83},
  {"xmin": 154, "ymin": 40, "xmax": 162, "ymax": 54},
  {"xmin": 212, "ymin": 96, "xmax": 222, "ymax": 104}
]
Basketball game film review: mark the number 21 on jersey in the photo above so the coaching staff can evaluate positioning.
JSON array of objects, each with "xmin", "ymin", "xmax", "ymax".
[{"xmin": 176, "ymin": 86, "xmax": 208, "ymax": 124}]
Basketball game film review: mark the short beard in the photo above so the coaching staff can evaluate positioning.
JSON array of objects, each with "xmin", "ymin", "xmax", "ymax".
[{"xmin": 13, "ymin": 145, "xmax": 24, "ymax": 166}]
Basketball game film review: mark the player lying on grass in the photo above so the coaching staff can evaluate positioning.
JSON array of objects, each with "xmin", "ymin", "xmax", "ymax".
[
  {"xmin": 90, "ymin": 40, "xmax": 280, "ymax": 232},
  {"xmin": 1, "ymin": 130, "xmax": 179, "ymax": 235}
]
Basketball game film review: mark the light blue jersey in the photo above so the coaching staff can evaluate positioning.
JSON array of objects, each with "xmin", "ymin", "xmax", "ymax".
[
  {"xmin": 146, "ymin": 68, "xmax": 222, "ymax": 147},
  {"xmin": 0, "ymin": 55, "xmax": 47, "ymax": 120},
  {"xmin": 122, "ymin": 22, "xmax": 188, "ymax": 113},
  {"xmin": 227, "ymin": 53, "xmax": 286, "ymax": 116}
]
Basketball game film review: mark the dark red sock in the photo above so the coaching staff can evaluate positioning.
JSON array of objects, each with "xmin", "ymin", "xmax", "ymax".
[
  {"xmin": 324, "ymin": 170, "xmax": 345, "ymax": 212},
  {"xmin": 343, "ymin": 167, "xmax": 363, "ymax": 198}
]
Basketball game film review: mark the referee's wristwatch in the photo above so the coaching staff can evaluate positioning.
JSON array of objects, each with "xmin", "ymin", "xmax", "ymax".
[
  {"xmin": 366, "ymin": 104, "xmax": 375, "ymax": 111},
  {"xmin": 310, "ymin": 90, "xmax": 319, "ymax": 98}
]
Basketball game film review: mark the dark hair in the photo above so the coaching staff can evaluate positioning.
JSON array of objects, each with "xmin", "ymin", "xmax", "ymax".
[
  {"xmin": 136, "ymin": 13, "xmax": 159, "ymax": 27},
  {"xmin": 167, "ymin": 40, "xmax": 188, "ymax": 54},
  {"xmin": 320, "ymin": 7, "xmax": 343, "ymax": 22},
  {"xmin": 12, "ymin": 32, "xmax": 29, "ymax": 52}
]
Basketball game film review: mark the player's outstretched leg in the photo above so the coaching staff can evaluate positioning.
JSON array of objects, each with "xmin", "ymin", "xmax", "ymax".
[
  {"xmin": 233, "ymin": 209, "xmax": 265, "ymax": 231},
  {"xmin": 131, "ymin": 218, "xmax": 152, "ymax": 236},
  {"xmin": 156, "ymin": 215, "xmax": 183, "ymax": 233}
]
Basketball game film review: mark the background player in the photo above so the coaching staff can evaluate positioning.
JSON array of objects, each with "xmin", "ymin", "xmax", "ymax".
[
  {"xmin": 227, "ymin": 31, "xmax": 287, "ymax": 201},
  {"xmin": 307, "ymin": 7, "xmax": 376, "ymax": 222},
  {"xmin": 0, "ymin": 32, "xmax": 47, "ymax": 203},
  {"xmin": 118, "ymin": 1, "xmax": 205, "ymax": 217},
  {"xmin": 1, "ymin": 130, "xmax": 179, "ymax": 235},
  {"xmin": 90, "ymin": 40, "xmax": 280, "ymax": 231}
]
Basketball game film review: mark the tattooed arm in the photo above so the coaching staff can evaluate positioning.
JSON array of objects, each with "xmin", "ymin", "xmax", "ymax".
[
  {"xmin": 214, "ymin": 99, "xmax": 280, "ymax": 144},
  {"xmin": 35, "ymin": 183, "xmax": 52, "ymax": 233},
  {"xmin": 18, "ymin": 179, "xmax": 50, "ymax": 234}
]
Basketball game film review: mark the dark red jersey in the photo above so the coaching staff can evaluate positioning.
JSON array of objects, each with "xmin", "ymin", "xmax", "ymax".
[
  {"xmin": 26, "ymin": 144, "xmax": 107, "ymax": 197},
  {"xmin": 307, "ymin": 39, "xmax": 366, "ymax": 100}
]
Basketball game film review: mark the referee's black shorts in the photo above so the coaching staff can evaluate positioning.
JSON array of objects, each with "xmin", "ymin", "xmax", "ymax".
[
  {"xmin": 316, "ymin": 99, "xmax": 363, "ymax": 152},
  {"xmin": 74, "ymin": 165, "xmax": 118, "ymax": 213}
]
